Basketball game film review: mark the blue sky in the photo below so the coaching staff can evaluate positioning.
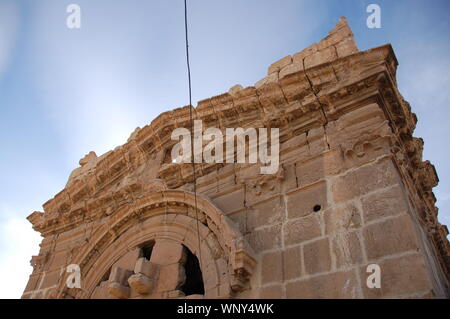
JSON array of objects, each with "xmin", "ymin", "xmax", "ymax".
[{"xmin": 0, "ymin": 0, "xmax": 449, "ymax": 298}]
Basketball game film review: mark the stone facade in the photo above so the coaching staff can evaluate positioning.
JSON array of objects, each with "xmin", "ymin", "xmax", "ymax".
[{"xmin": 23, "ymin": 17, "xmax": 449, "ymax": 299}]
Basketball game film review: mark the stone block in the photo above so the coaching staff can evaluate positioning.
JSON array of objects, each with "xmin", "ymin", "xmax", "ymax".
[
  {"xmin": 361, "ymin": 184, "xmax": 408, "ymax": 222},
  {"xmin": 228, "ymin": 84, "xmax": 243, "ymax": 96},
  {"xmin": 292, "ymin": 44, "xmax": 318, "ymax": 64},
  {"xmin": 150, "ymin": 241, "xmax": 187, "ymax": 265},
  {"xmin": 109, "ymin": 267, "xmax": 133, "ymax": 286},
  {"xmin": 324, "ymin": 203, "xmax": 361, "ymax": 234},
  {"xmin": 39, "ymin": 270, "xmax": 61, "ymax": 289},
  {"xmin": 47, "ymin": 250, "xmax": 69, "ymax": 271},
  {"xmin": 112, "ymin": 248, "xmax": 140, "ymax": 271},
  {"xmin": 279, "ymin": 62, "xmax": 303, "ymax": 79},
  {"xmin": 363, "ymin": 215, "xmax": 420, "ymax": 260},
  {"xmin": 360, "ymin": 254, "xmax": 433, "ymax": 298},
  {"xmin": 295, "ymin": 151, "xmax": 344, "ymax": 188},
  {"xmin": 280, "ymin": 163, "xmax": 298, "ymax": 192},
  {"xmin": 213, "ymin": 190, "xmax": 245, "ymax": 214},
  {"xmin": 247, "ymin": 197, "xmax": 283, "ymax": 230},
  {"xmin": 268, "ymin": 55, "xmax": 292, "ymax": 75},
  {"xmin": 259, "ymin": 285, "xmax": 283, "ymax": 298},
  {"xmin": 245, "ymin": 179, "xmax": 282, "ymax": 207},
  {"xmin": 331, "ymin": 232, "xmax": 363, "ymax": 268},
  {"xmin": 246, "ymin": 224, "xmax": 282, "ymax": 252},
  {"xmin": 255, "ymin": 72, "xmax": 278, "ymax": 89},
  {"xmin": 304, "ymin": 46, "xmax": 337, "ymax": 69},
  {"xmin": 157, "ymin": 263, "xmax": 186, "ymax": 292},
  {"xmin": 261, "ymin": 251, "xmax": 283, "ymax": 284},
  {"xmin": 286, "ymin": 270, "xmax": 359, "ymax": 298},
  {"xmin": 91, "ymin": 281, "xmax": 111, "ymax": 299},
  {"xmin": 295, "ymin": 159, "xmax": 326, "ymax": 188},
  {"xmin": 128, "ymin": 273, "xmax": 154, "ymax": 295},
  {"xmin": 286, "ymin": 182, "xmax": 327, "ymax": 219},
  {"xmin": 331, "ymin": 158, "xmax": 401, "ymax": 203},
  {"xmin": 335, "ymin": 103, "xmax": 385, "ymax": 131},
  {"xmin": 108, "ymin": 282, "xmax": 130, "ymax": 299},
  {"xmin": 283, "ymin": 245, "xmax": 302, "ymax": 280},
  {"xmin": 134, "ymin": 257, "xmax": 158, "ymax": 278},
  {"xmin": 284, "ymin": 215, "xmax": 322, "ymax": 245},
  {"xmin": 303, "ymin": 238, "xmax": 331, "ymax": 275},
  {"xmin": 226, "ymin": 211, "xmax": 246, "ymax": 234},
  {"xmin": 335, "ymin": 37, "xmax": 358, "ymax": 57}
]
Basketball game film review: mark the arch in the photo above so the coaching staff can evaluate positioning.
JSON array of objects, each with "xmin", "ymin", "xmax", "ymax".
[
  {"xmin": 181, "ymin": 245, "xmax": 204, "ymax": 295},
  {"xmin": 56, "ymin": 190, "xmax": 256, "ymax": 298}
]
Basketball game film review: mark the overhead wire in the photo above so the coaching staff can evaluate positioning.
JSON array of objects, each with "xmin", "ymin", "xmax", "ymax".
[{"xmin": 183, "ymin": 0, "xmax": 202, "ymax": 269}]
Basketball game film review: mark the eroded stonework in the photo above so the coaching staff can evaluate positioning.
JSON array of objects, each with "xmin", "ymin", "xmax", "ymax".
[{"xmin": 23, "ymin": 17, "xmax": 449, "ymax": 299}]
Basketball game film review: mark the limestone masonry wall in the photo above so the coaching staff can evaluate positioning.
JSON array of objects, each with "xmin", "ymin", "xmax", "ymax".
[{"xmin": 23, "ymin": 17, "xmax": 449, "ymax": 299}]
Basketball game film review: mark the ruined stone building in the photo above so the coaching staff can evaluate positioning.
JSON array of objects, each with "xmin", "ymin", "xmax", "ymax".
[{"xmin": 22, "ymin": 18, "xmax": 449, "ymax": 299}]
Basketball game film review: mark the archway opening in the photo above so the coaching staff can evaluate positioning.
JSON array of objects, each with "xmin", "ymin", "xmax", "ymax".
[
  {"xmin": 181, "ymin": 246, "xmax": 204, "ymax": 296},
  {"xmin": 139, "ymin": 240, "xmax": 155, "ymax": 260}
]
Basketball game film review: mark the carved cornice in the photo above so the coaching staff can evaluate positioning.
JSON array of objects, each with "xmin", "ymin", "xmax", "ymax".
[
  {"xmin": 27, "ymin": 45, "xmax": 424, "ymax": 231},
  {"xmin": 372, "ymin": 64, "xmax": 450, "ymax": 280}
]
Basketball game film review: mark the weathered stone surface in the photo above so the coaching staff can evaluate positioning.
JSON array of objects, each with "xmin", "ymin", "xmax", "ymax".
[
  {"xmin": 157, "ymin": 264, "xmax": 186, "ymax": 292},
  {"xmin": 331, "ymin": 232, "xmax": 363, "ymax": 268},
  {"xmin": 108, "ymin": 267, "xmax": 133, "ymax": 299},
  {"xmin": 283, "ymin": 246, "xmax": 302, "ymax": 280},
  {"xmin": 287, "ymin": 183, "xmax": 328, "ymax": 218},
  {"xmin": 150, "ymin": 242, "xmax": 187, "ymax": 266},
  {"xmin": 268, "ymin": 56, "xmax": 293, "ymax": 75},
  {"xmin": 360, "ymin": 254, "xmax": 433, "ymax": 298},
  {"xmin": 286, "ymin": 270, "xmax": 359, "ymax": 299},
  {"xmin": 303, "ymin": 238, "xmax": 332, "ymax": 275},
  {"xmin": 108, "ymin": 282, "xmax": 130, "ymax": 299},
  {"xmin": 331, "ymin": 158, "xmax": 402, "ymax": 203},
  {"xmin": 91, "ymin": 281, "xmax": 111, "ymax": 299},
  {"xmin": 363, "ymin": 215, "xmax": 420, "ymax": 260},
  {"xmin": 361, "ymin": 184, "xmax": 409, "ymax": 222},
  {"xmin": 128, "ymin": 273, "xmax": 154, "ymax": 295},
  {"xmin": 247, "ymin": 197, "xmax": 283, "ymax": 230},
  {"xmin": 259, "ymin": 285, "xmax": 283, "ymax": 298},
  {"xmin": 109, "ymin": 267, "xmax": 133, "ymax": 287},
  {"xmin": 324, "ymin": 203, "xmax": 361, "ymax": 234},
  {"xmin": 295, "ymin": 151, "xmax": 343, "ymax": 188},
  {"xmin": 246, "ymin": 224, "xmax": 282, "ymax": 252},
  {"xmin": 286, "ymin": 182, "xmax": 328, "ymax": 219},
  {"xmin": 212, "ymin": 190, "xmax": 245, "ymax": 214},
  {"xmin": 261, "ymin": 251, "xmax": 283, "ymax": 284},
  {"xmin": 304, "ymin": 46, "xmax": 338, "ymax": 69},
  {"xmin": 284, "ymin": 214, "xmax": 322, "ymax": 245},
  {"xmin": 134, "ymin": 258, "xmax": 158, "ymax": 278},
  {"xmin": 279, "ymin": 62, "xmax": 303, "ymax": 79},
  {"xmin": 112, "ymin": 249, "xmax": 141, "ymax": 271}
]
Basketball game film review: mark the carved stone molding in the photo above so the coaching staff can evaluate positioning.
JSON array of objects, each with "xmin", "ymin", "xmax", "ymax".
[{"xmin": 53, "ymin": 189, "xmax": 256, "ymax": 299}]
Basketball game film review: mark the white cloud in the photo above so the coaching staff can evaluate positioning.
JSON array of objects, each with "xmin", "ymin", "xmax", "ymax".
[
  {"xmin": 28, "ymin": 2, "xmax": 154, "ymax": 160},
  {"xmin": 0, "ymin": 205, "xmax": 42, "ymax": 299}
]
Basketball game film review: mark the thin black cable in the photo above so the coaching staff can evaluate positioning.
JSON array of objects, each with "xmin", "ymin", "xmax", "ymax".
[{"xmin": 184, "ymin": 0, "xmax": 202, "ymax": 268}]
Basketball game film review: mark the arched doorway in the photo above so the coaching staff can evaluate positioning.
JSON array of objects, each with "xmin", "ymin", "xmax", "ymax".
[
  {"xmin": 91, "ymin": 237, "xmax": 206, "ymax": 299},
  {"xmin": 57, "ymin": 190, "xmax": 256, "ymax": 299}
]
